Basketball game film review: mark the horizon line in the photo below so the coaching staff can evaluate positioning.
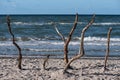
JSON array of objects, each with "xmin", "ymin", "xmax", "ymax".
[{"xmin": 0, "ymin": 13, "xmax": 120, "ymax": 16}]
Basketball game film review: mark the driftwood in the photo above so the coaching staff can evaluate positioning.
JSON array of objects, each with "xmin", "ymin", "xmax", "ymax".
[
  {"xmin": 104, "ymin": 27, "xmax": 112, "ymax": 71},
  {"xmin": 63, "ymin": 14, "xmax": 95, "ymax": 72},
  {"xmin": 43, "ymin": 55, "xmax": 50, "ymax": 70},
  {"xmin": 6, "ymin": 16, "xmax": 22, "ymax": 69},
  {"xmin": 54, "ymin": 13, "xmax": 78, "ymax": 64}
]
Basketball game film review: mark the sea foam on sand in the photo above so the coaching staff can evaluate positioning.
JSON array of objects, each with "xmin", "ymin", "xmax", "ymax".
[{"xmin": 0, "ymin": 57, "xmax": 120, "ymax": 80}]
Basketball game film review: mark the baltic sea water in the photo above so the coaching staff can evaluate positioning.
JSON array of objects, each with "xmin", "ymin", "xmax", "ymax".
[{"xmin": 0, "ymin": 15, "xmax": 120, "ymax": 57}]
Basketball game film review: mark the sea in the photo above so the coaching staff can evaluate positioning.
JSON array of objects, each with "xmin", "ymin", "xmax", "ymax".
[{"xmin": 0, "ymin": 15, "xmax": 120, "ymax": 58}]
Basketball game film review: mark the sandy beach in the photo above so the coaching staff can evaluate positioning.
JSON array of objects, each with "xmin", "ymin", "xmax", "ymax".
[{"xmin": 0, "ymin": 57, "xmax": 120, "ymax": 80}]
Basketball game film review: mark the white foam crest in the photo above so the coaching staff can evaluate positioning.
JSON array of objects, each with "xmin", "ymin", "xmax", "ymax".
[
  {"xmin": 12, "ymin": 22, "xmax": 53, "ymax": 26},
  {"xmin": 51, "ymin": 41, "xmax": 79, "ymax": 46},
  {"xmin": 12, "ymin": 22, "xmax": 120, "ymax": 26},
  {"xmin": 0, "ymin": 37, "xmax": 119, "ymax": 46},
  {"xmin": 77, "ymin": 22, "xmax": 84, "ymax": 24},
  {"xmin": 77, "ymin": 36, "xmax": 120, "ymax": 42},
  {"xmin": 59, "ymin": 22, "xmax": 73, "ymax": 25},
  {"xmin": 0, "ymin": 42, "xmax": 12, "ymax": 46},
  {"xmin": 27, "ymin": 48, "xmax": 63, "ymax": 52},
  {"xmin": 84, "ymin": 37, "xmax": 107, "ymax": 41},
  {"xmin": 58, "ymin": 22, "xmax": 120, "ymax": 26},
  {"xmin": 12, "ymin": 22, "xmax": 23, "ymax": 25},
  {"xmin": 15, "ymin": 36, "xmax": 120, "ymax": 46},
  {"xmin": 93, "ymin": 22, "xmax": 120, "ymax": 26},
  {"xmin": 58, "ymin": 22, "xmax": 83, "ymax": 25}
]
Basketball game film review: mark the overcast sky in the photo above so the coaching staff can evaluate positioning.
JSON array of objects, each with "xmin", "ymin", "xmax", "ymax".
[{"xmin": 0, "ymin": 0, "xmax": 120, "ymax": 14}]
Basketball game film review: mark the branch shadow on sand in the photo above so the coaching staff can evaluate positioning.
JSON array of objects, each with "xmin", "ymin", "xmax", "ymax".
[
  {"xmin": 63, "ymin": 64, "xmax": 120, "ymax": 77},
  {"xmin": 83, "ymin": 73, "xmax": 120, "ymax": 77},
  {"xmin": 82, "ymin": 64, "xmax": 120, "ymax": 77},
  {"xmin": 21, "ymin": 68, "xmax": 41, "ymax": 70},
  {"xmin": 45, "ymin": 67, "xmax": 64, "ymax": 71}
]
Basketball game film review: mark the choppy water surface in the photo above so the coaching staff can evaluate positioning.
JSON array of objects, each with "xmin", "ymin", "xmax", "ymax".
[{"xmin": 0, "ymin": 15, "xmax": 120, "ymax": 57}]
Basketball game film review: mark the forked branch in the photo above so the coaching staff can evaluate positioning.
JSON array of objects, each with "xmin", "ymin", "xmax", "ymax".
[
  {"xmin": 54, "ymin": 13, "xmax": 78, "ymax": 64},
  {"xmin": 6, "ymin": 16, "xmax": 22, "ymax": 69},
  {"xmin": 104, "ymin": 27, "xmax": 112, "ymax": 71},
  {"xmin": 63, "ymin": 13, "xmax": 78, "ymax": 64},
  {"xmin": 63, "ymin": 14, "xmax": 95, "ymax": 72}
]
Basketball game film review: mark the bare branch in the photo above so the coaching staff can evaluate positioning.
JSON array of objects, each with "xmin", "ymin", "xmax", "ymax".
[
  {"xmin": 104, "ymin": 27, "xmax": 112, "ymax": 71},
  {"xmin": 78, "ymin": 14, "xmax": 95, "ymax": 53},
  {"xmin": 64, "ymin": 13, "xmax": 78, "ymax": 64},
  {"xmin": 54, "ymin": 25, "xmax": 65, "ymax": 42},
  {"xmin": 68, "ymin": 13, "xmax": 78, "ymax": 38},
  {"xmin": 63, "ymin": 14, "xmax": 95, "ymax": 72},
  {"xmin": 65, "ymin": 13, "xmax": 78, "ymax": 46},
  {"xmin": 54, "ymin": 13, "xmax": 78, "ymax": 64},
  {"xmin": 6, "ymin": 16, "xmax": 22, "ymax": 69},
  {"xmin": 43, "ymin": 55, "xmax": 50, "ymax": 70}
]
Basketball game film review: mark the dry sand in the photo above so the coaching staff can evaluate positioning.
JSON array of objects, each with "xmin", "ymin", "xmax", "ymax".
[{"xmin": 0, "ymin": 57, "xmax": 120, "ymax": 80}]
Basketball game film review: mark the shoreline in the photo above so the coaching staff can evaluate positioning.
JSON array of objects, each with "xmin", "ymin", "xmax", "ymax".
[
  {"xmin": 0, "ymin": 55, "xmax": 120, "ymax": 60},
  {"xmin": 0, "ymin": 56, "xmax": 120, "ymax": 79}
]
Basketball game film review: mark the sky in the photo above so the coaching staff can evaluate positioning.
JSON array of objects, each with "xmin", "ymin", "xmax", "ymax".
[{"xmin": 0, "ymin": 0, "xmax": 120, "ymax": 15}]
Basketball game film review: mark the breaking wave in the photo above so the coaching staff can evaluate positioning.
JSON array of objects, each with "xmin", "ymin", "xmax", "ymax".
[
  {"xmin": 0, "ymin": 37, "xmax": 120, "ymax": 46},
  {"xmin": 11, "ymin": 21, "xmax": 120, "ymax": 26},
  {"xmin": 12, "ymin": 22, "xmax": 54, "ymax": 26},
  {"xmin": 93, "ymin": 22, "xmax": 120, "ymax": 26}
]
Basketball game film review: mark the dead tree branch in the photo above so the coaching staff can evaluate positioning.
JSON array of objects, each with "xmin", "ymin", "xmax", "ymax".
[
  {"xmin": 54, "ymin": 13, "xmax": 78, "ymax": 64},
  {"xmin": 54, "ymin": 25, "xmax": 65, "ymax": 42},
  {"xmin": 63, "ymin": 14, "xmax": 95, "ymax": 72},
  {"xmin": 6, "ymin": 16, "xmax": 22, "ymax": 69},
  {"xmin": 43, "ymin": 55, "xmax": 50, "ymax": 70},
  {"xmin": 104, "ymin": 27, "xmax": 112, "ymax": 71},
  {"xmin": 64, "ymin": 13, "xmax": 78, "ymax": 64}
]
